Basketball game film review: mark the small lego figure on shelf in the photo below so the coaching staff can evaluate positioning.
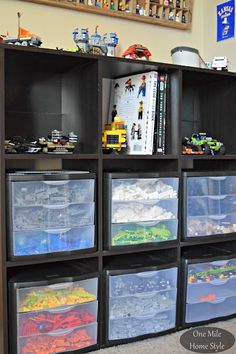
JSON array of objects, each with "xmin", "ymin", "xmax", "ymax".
[
  {"xmin": 149, "ymin": 8, "xmax": 153, "ymax": 17},
  {"xmin": 118, "ymin": 1, "xmax": 123, "ymax": 10},
  {"xmin": 95, "ymin": 0, "xmax": 100, "ymax": 7},
  {"xmin": 176, "ymin": 12, "xmax": 180, "ymax": 22},
  {"xmin": 139, "ymin": 6, "xmax": 145, "ymax": 16},
  {"xmin": 124, "ymin": 4, "xmax": 130, "ymax": 12},
  {"xmin": 138, "ymin": 101, "xmax": 144, "ymax": 120},
  {"xmin": 162, "ymin": 10, "xmax": 166, "ymax": 19},
  {"xmin": 183, "ymin": 0, "xmax": 187, "ymax": 8},
  {"xmin": 176, "ymin": 0, "xmax": 181, "ymax": 8},
  {"xmin": 169, "ymin": 11, "xmax": 174, "ymax": 21},
  {"xmin": 169, "ymin": 0, "xmax": 174, "ymax": 9},
  {"xmin": 103, "ymin": 0, "xmax": 109, "ymax": 8},
  {"xmin": 136, "ymin": 4, "xmax": 140, "ymax": 14},
  {"xmin": 88, "ymin": 0, "xmax": 93, "ymax": 5},
  {"xmin": 164, "ymin": 0, "xmax": 169, "ymax": 6},
  {"xmin": 110, "ymin": 0, "xmax": 115, "ymax": 10},
  {"xmin": 182, "ymin": 13, "xmax": 186, "ymax": 23}
]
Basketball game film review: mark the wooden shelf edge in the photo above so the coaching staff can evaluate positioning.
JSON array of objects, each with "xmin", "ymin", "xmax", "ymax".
[
  {"xmin": 21, "ymin": 0, "xmax": 192, "ymax": 30},
  {"xmin": 4, "ymin": 153, "xmax": 99, "ymax": 160}
]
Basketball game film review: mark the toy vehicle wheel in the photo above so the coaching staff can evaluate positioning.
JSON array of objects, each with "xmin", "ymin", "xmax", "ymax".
[
  {"xmin": 218, "ymin": 145, "xmax": 226, "ymax": 155},
  {"xmin": 21, "ymin": 41, "xmax": 28, "ymax": 46},
  {"xmin": 14, "ymin": 42, "xmax": 21, "ymax": 45},
  {"xmin": 203, "ymin": 143, "xmax": 211, "ymax": 155}
]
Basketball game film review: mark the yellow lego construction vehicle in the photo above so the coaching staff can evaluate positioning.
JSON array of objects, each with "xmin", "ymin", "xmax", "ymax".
[{"xmin": 102, "ymin": 116, "xmax": 127, "ymax": 153}]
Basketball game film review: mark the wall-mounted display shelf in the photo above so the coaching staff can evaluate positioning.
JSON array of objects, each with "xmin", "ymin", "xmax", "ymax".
[{"xmin": 21, "ymin": 0, "xmax": 193, "ymax": 29}]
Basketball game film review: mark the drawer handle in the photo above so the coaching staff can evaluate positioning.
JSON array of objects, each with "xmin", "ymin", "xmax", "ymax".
[
  {"xmin": 45, "ymin": 228, "xmax": 71, "ymax": 234},
  {"xmin": 44, "ymin": 181, "xmax": 69, "ymax": 185},
  {"xmin": 44, "ymin": 204, "xmax": 70, "ymax": 209}
]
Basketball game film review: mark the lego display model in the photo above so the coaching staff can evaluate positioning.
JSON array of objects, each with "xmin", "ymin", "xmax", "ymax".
[
  {"xmin": 188, "ymin": 260, "xmax": 236, "ymax": 284},
  {"xmin": 102, "ymin": 116, "xmax": 127, "ymax": 153},
  {"xmin": 0, "ymin": 12, "xmax": 42, "ymax": 47},
  {"xmin": 73, "ymin": 26, "xmax": 118, "ymax": 56},
  {"xmin": 5, "ymin": 130, "xmax": 78, "ymax": 154},
  {"xmin": 212, "ymin": 56, "xmax": 228, "ymax": 71},
  {"xmin": 182, "ymin": 133, "xmax": 225, "ymax": 155},
  {"xmin": 122, "ymin": 44, "xmax": 152, "ymax": 60}
]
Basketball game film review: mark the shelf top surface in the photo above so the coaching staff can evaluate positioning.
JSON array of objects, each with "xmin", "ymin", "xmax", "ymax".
[{"xmin": 1, "ymin": 43, "xmax": 236, "ymax": 78}]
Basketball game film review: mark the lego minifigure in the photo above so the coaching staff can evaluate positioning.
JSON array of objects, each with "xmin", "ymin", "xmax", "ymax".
[
  {"xmin": 138, "ymin": 75, "xmax": 146, "ymax": 97},
  {"xmin": 125, "ymin": 4, "xmax": 130, "ymax": 12},
  {"xmin": 88, "ymin": 0, "xmax": 93, "ymax": 5},
  {"xmin": 162, "ymin": 10, "xmax": 166, "ymax": 19},
  {"xmin": 169, "ymin": 0, "xmax": 174, "ymax": 9},
  {"xmin": 103, "ymin": 0, "xmax": 109, "ymax": 8},
  {"xmin": 183, "ymin": 0, "xmax": 187, "ymax": 8},
  {"xmin": 182, "ymin": 13, "xmax": 186, "ymax": 23},
  {"xmin": 149, "ymin": 8, "xmax": 153, "ymax": 17},
  {"xmin": 176, "ymin": 0, "xmax": 181, "ymax": 8},
  {"xmin": 137, "ymin": 124, "xmax": 142, "ymax": 139},
  {"xmin": 136, "ymin": 4, "xmax": 140, "ymax": 14},
  {"xmin": 131, "ymin": 123, "xmax": 137, "ymax": 140},
  {"xmin": 164, "ymin": 0, "xmax": 169, "ymax": 6},
  {"xmin": 118, "ymin": 1, "xmax": 123, "ymax": 10},
  {"xmin": 95, "ymin": 0, "xmax": 100, "ymax": 7},
  {"xmin": 110, "ymin": 0, "xmax": 115, "ymax": 10},
  {"xmin": 175, "ymin": 12, "xmax": 180, "ymax": 22},
  {"xmin": 139, "ymin": 6, "xmax": 145, "ymax": 16},
  {"xmin": 169, "ymin": 11, "xmax": 174, "ymax": 21}
]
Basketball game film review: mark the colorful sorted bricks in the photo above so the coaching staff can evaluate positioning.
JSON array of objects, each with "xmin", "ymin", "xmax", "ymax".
[
  {"xmin": 19, "ymin": 307, "xmax": 96, "ymax": 336},
  {"xmin": 19, "ymin": 286, "xmax": 96, "ymax": 312},
  {"xmin": 20, "ymin": 328, "xmax": 95, "ymax": 354}
]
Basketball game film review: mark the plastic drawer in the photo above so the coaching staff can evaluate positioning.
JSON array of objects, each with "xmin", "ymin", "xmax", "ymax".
[
  {"xmin": 187, "ymin": 177, "xmax": 222, "ymax": 197},
  {"xmin": 185, "ymin": 295, "xmax": 236, "ymax": 323},
  {"xmin": 112, "ymin": 178, "xmax": 179, "ymax": 201},
  {"xmin": 109, "ymin": 289, "xmax": 177, "ymax": 319},
  {"xmin": 187, "ymin": 259, "xmax": 236, "ymax": 285},
  {"xmin": 187, "ymin": 214, "xmax": 236, "ymax": 237},
  {"xmin": 12, "ymin": 179, "xmax": 94, "ymax": 206},
  {"xmin": 109, "ymin": 267, "xmax": 177, "ymax": 297},
  {"xmin": 221, "ymin": 195, "xmax": 236, "ymax": 214},
  {"xmin": 187, "ymin": 278, "xmax": 236, "ymax": 304},
  {"xmin": 18, "ymin": 322, "xmax": 97, "ymax": 354},
  {"xmin": 17, "ymin": 278, "xmax": 98, "ymax": 313},
  {"xmin": 187, "ymin": 196, "xmax": 221, "ymax": 217},
  {"xmin": 221, "ymin": 176, "xmax": 236, "ymax": 195},
  {"xmin": 109, "ymin": 309, "xmax": 176, "ymax": 340},
  {"xmin": 111, "ymin": 219, "xmax": 178, "ymax": 246},
  {"xmin": 112, "ymin": 199, "xmax": 178, "ymax": 224},
  {"xmin": 13, "ymin": 203, "xmax": 95, "ymax": 230},
  {"xmin": 18, "ymin": 301, "xmax": 98, "ymax": 337},
  {"xmin": 12, "ymin": 225, "xmax": 95, "ymax": 256}
]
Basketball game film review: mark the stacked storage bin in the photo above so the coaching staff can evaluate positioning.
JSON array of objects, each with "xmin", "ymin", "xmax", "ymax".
[
  {"xmin": 9, "ymin": 264, "xmax": 99, "ymax": 354},
  {"xmin": 105, "ymin": 257, "xmax": 178, "ymax": 343},
  {"xmin": 6, "ymin": 171, "xmax": 96, "ymax": 259},
  {"xmin": 183, "ymin": 172, "xmax": 236, "ymax": 240},
  {"xmin": 183, "ymin": 246, "xmax": 236, "ymax": 326},
  {"xmin": 104, "ymin": 173, "xmax": 179, "ymax": 249}
]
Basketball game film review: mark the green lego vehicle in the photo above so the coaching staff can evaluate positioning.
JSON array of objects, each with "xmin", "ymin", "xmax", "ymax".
[{"xmin": 184, "ymin": 133, "xmax": 225, "ymax": 155}]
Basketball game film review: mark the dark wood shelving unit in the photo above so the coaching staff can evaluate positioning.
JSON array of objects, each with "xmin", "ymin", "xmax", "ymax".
[{"xmin": 1, "ymin": 43, "xmax": 236, "ymax": 354}]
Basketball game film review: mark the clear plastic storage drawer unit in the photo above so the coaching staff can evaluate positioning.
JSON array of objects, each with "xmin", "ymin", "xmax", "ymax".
[
  {"xmin": 6, "ymin": 171, "xmax": 96, "ymax": 259},
  {"xmin": 104, "ymin": 173, "xmax": 179, "ymax": 249},
  {"xmin": 183, "ymin": 172, "xmax": 236, "ymax": 240},
  {"xmin": 105, "ymin": 258, "xmax": 178, "ymax": 343},
  {"xmin": 183, "ymin": 245, "xmax": 236, "ymax": 326},
  {"xmin": 9, "ymin": 263, "xmax": 99, "ymax": 354}
]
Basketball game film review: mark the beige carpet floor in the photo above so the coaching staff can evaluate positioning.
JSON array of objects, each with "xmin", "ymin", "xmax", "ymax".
[{"xmin": 93, "ymin": 318, "xmax": 236, "ymax": 354}]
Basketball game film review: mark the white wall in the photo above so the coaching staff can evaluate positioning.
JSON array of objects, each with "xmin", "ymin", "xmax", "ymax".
[{"xmin": 0, "ymin": 0, "xmax": 204, "ymax": 64}]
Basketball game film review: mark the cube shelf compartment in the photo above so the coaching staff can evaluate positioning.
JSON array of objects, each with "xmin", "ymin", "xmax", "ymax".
[
  {"xmin": 7, "ymin": 172, "xmax": 96, "ymax": 259},
  {"xmin": 104, "ymin": 173, "xmax": 179, "ymax": 249}
]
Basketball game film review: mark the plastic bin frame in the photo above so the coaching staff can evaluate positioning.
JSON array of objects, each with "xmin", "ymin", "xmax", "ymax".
[
  {"xmin": 104, "ymin": 172, "xmax": 179, "ymax": 251},
  {"xmin": 104, "ymin": 260, "xmax": 179, "ymax": 346},
  {"xmin": 182, "ymin": 247, "xmax": 236, "ymax": 328},
  {"xmin": 9, "ymin": 267, "xmax": 100, "ymax": 354},
  {"xmin": 183, "ymin": 171, "xmax": 236, "ymax": 242},
  {"xmin": 6, "ymin": 172, "xmax": 97, "ymax": 261}
]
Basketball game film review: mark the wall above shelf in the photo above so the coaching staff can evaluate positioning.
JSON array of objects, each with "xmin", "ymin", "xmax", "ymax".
[{"xmin": 21, "ymin": 0, "xmax": 193, "ymax": 29}]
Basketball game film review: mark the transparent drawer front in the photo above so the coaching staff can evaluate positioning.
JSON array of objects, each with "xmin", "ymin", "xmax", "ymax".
[
  {"xmin": 221, "ymin": 176, "xmax": 236, "ymax": 195},
  {"xmin": 17, "ymin": 278, "xmax": 98, "ymax": 313},
  {"xmin": 18, "ymin": 322, "xmax": 97, "ymax": 354},
  {"xmin": 13, "ymin": 203, "xmax": 95, "ymax": 231},
  {"xmin": 221, "ymin": 195, "xmax": 236, "ymax": 214},
  {"xmin": 12, "ymin": 226, "xmax": 95, "ymax": 256},
  {"xmin": 112, "ymin": 178, "xmax": 179, "ymax": 201},
  {"xmin": 112, "ymin": 199, "xmax": 178, "ymax": 224},
  {"xmin": 111, "ymin": 220, "xmax": 178, "ymax": 246},
  {"xmin": 185, "ymin": 296, "xmax": 236, "ymax": 323},
  {"xmin": 109, "ymin": 309, "xmax": 176, "ymax": 340},
  {"xmin": 12, "ymin": 179, "xmax": 95, "ymax": 206},
  {"xmin": 187, "ymin": 215, "xmax": 236, "ymax": 237},
  {"xmin": 109, "ymin": 289, "xmax": 177, "ymax": 320},
  {"xmin": 187, "ymin": 259, "xmax": 236, "ymax": 285},
  {"xmin": 187, "ymin": 196, "xmax": 221, "ymax": 217},
  {"xmin": 187, "ymin": 278, "xmax": 236, "ymax": 304},
  {"xmin": 18, "ymin": 301, "xmax": 98, "ymax": 337},
  {"xmin": 187, "ymin": 177, "xmax": 222, "ymax": 197},
  {"xmin": 109, "ymin": 267, "xmax": 177, "ymax": 297}
]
